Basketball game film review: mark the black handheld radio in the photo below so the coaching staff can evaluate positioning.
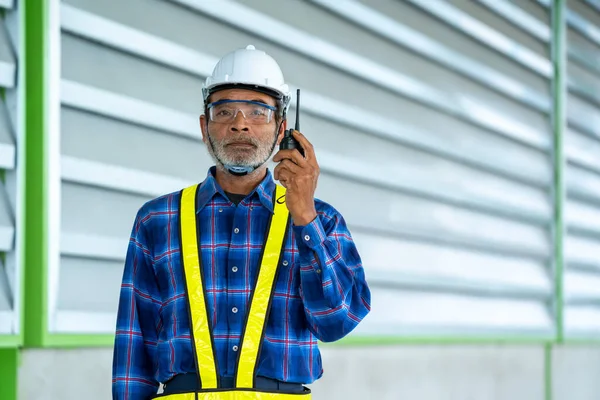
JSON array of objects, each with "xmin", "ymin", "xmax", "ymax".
[{"xmin": 279, "ymin": 89, "xmax": 304, "ymax": 157}]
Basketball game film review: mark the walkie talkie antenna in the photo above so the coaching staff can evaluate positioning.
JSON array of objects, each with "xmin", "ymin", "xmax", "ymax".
[{"xmin": 294, "ymin": 89, "xmax": 300, "ymax": 131}]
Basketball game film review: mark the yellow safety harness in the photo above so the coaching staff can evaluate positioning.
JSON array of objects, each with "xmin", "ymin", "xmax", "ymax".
[{"xmin": 156, "ymin": 184, "xmax": 311, "ymax": 399}]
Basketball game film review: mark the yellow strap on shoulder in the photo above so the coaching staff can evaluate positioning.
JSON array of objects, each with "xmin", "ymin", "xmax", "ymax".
[
  {"xmin": 236, "ymin": 184, "xmax": 289, "ymax": 388},
  {"xmin": 180, "ymin": 184, "xmax": 218, "ymax": 389}
]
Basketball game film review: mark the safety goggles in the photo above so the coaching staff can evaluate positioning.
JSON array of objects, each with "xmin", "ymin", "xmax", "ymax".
[{"xmin": 207, "ymin": 100, "xmax": 277, "ymax": 125}]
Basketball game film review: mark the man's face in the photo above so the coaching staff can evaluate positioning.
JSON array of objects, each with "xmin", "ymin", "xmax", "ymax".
[{"xmin": 200, "ymin": 88, "xmax": 286, "ymax": 170}]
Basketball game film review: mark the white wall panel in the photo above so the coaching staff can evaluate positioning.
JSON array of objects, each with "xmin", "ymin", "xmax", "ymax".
[
  {"xmin": 61, "ymin": 107, "xmax": 206, "ymax": 181},
  {"xmin": 404, "ymin": 0, "xmax": 552, "ymax": 76},
  {"xmin": 565, "ymin": 0, "xmax": 600, "ymax": 338},
  {"xmin": 0, "ymin": 0, "xmax": 22, "ymax": 336},
  {"xmin": 566, "ymin": 130, "xmax": 600, "ymax": 174}
]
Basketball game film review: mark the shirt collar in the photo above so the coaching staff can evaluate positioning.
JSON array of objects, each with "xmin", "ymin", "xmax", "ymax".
[{"xmin": 196, "ymin": 166, "xmax": 276, "ymax": 213}]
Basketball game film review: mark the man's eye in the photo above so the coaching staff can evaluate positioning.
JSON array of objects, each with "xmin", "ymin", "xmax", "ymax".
[
  {"xmin": 216, "ymin": 108, "xmax": 234, "ymax": 116},
  {"xmin": 250, "ymin": 109, "xmax": 266, "ymax": 116}
]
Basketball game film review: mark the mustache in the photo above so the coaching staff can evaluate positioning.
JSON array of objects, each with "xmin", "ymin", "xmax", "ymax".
[{"xmin": 223, "ymin": 137, "xmax": 259, "ymax": 147}]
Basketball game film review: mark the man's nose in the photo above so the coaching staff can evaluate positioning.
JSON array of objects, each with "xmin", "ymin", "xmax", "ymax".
[{"xmin": 230, "ymin": 109, "xmax": 249, "ymax": 132}]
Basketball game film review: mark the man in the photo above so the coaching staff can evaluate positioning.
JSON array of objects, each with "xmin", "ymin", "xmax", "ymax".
[{"xmin": 112, "ymin": 45, "xmax": 371, "ymax": 399}]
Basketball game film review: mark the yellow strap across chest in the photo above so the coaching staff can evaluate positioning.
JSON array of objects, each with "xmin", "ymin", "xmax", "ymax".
[
  {"xmin": 180, "ymin": 184, "xmax": 289, "ymax": 390},
  {"xmin": 236, "ymin": 185, "xmax": 289, "ymax": 388},
  {"xmin": 180, "ymin": 184, "xmax": 219, "ymax": 388}
]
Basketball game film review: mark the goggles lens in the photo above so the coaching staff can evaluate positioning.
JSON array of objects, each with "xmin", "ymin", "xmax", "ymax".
[{"xmin": 208, "ymin": 100, "xmax": 276, "ymax": 124}]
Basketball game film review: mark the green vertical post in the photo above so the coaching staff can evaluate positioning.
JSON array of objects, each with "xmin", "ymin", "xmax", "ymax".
[
  {"xmin": 24, "ymin": 0, "xmax": 49, "ymax": 346},
  {"xmin": 0, "ymin": 349, "xmax": 18, "ymax": 400},
  {"xmin": 547, "ymin": 1, "xmax": 566, "ymax": 397},
  {"xmin": 545, "ymin": 343, "xmax": 553, "ymax": 400},
  {"xmin": 551, "ymin": 0, "xmax": 566, "ymax": 345}
]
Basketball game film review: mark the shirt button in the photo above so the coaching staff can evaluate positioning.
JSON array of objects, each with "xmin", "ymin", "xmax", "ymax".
[
  {"xmin": 234, "ymin": 228, "xmax": 240, "ymax": 234},
  {"xmin": 218, "ymin": 208, "xmax": 223, "ymax": 213},
  {"xmin": 232, "ymin": 307, "xmax": 238, "ymax": 313},
  {"xmin": 233, "ymin": 345, "xmax": 239, "ymax": 352},
  {"xmin": 316, "ymin": 269, "xmax": 322, "ymax": 274},
  {"xmin": 282, "ymin": 260, "xmax": 288, "ymax": 266},
  {"xmin": 232, "ymin": 266, "xmax": 238, "ymax": 272},
  {"xmin": 304, "ymin": 235, "xmax": 310, "ymax": 241}
]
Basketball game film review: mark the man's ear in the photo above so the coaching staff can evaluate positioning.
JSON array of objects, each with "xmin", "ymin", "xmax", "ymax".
[
  {"xmin": 276, "ymin": 119, "xmax": 287, "ymax": 145},
  {"xmin": 200, "ymin": 114, "xmax": 209, "ymax": 144}
]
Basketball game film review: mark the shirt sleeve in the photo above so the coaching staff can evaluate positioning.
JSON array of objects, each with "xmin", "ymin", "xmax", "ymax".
[
  {"xmin": 112, "ymin": 208, "xmax": 162, "ymax": 399},
  {"xmin": 293, "ymin": 205, "xmax": 371, "ymax": 342}
]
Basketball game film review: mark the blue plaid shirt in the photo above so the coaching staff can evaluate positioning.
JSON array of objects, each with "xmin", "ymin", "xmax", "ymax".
[{"xmin": 112, "ymin": 167, "xmax": 371, "ymax": 399}]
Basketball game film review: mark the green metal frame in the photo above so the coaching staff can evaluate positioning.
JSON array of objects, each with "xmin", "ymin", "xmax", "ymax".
[
  {"xmin": 544, "ymin": 1, "xmax": 566, "ymax": 399},
  {"xmin": 0, "ymin": 336, "xmax": 21, "ymax": 348},
  {"xmin": 552, "ymin": 0, "xmax": 566, "ymax": 346},
  {"xmin": 545, "ymin": 344, "xmax": 553, "ymax": 400},
  {"xmin": 0, "ymin": 349, "xmax": 18, "ymax": 400},
  {"xmin": 333, "ymin": 336, "xmax": 555, "ymax": 346},
  {"xmin": 44, "ymin": 334, "xmax": 115, "ymax": 347},
  {"xmin": 0, "ymin": 315, "xmax": 21, "ymax": 347},
  {"xmin": 23, "ymin": 0, "xmax": 49, "ymax": 348},
  {"xmin": 21, "ymin": 0, "xmax": 120, "ymax": 349},
  {"xmin": 562, "ymin": 339, "xmax": 600, "ymax": 344}
]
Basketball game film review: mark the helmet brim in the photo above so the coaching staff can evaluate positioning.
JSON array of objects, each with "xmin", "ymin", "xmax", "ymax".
[{"xmin": 206, "ymin": 83, "xmax": 285, "ymax": 101}]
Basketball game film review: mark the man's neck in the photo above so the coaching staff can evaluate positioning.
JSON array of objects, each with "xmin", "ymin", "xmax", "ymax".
[{"xmin": 214, "ymin": 165, "xmax": 268, "ymax": 195}]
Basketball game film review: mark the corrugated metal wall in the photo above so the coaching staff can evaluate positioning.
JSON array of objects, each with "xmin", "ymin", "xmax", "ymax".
[
  {"xmin": 471, "ymin": 0, "xmax": 600, "ymax": 340},
  {"xmin": 562, "ymin": 0, "xmax": 600, "ymax": 338},
  {"xmin": 52, "ymin": 0, "xmax": 598, "ymax": 340},
  {"xmin": 0, "ymin": 0, "xmax": 21, "ymax": 336}
]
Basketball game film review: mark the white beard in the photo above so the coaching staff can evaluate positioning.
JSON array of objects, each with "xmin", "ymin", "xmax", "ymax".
[{"xmin": 207, "ymin": 130, "xmax": 277, "ymax": 170}]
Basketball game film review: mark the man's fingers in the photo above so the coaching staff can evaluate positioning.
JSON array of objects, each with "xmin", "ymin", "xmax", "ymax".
[
  {"xmin": 276, "ymin": 168, "xmax": 292, "ymax": 185},
  {"xmin": 279, "ymin": 159, "xmax": 301, "ymax": 174},
  {"xmin": 274, "ymin": 159, "xmax": 300, "ymax": 179},
  {"xmin": 273, "ymin": 148, "xmax": 306, "ymax": 166}
]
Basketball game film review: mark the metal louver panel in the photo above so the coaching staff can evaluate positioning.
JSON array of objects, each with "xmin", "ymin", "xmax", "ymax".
[
  {"xmin": 54, "ymin": 0, "xmax": 556, "ymax": 338},
  {"xmin": 0, "ymin": 0, "xmax": 21, "ymax": 336},
  {"xmin": 564, "ymin": 0, "xmax": 600, "ymax": 339}
]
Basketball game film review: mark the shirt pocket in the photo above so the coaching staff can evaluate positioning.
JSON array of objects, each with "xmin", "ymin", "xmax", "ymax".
[{"xmin": 153, "ymin": 250, "xmax": 184, "ymax": 300}]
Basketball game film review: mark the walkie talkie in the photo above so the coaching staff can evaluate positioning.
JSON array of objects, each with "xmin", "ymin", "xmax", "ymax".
[{"xmin": 279, "ymin": 89, "xmax": 304, "ymax": 157}]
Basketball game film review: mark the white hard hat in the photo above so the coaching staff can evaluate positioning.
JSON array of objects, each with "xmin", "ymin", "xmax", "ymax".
[{"xmin": 202, "ymin": 45, "xmax": 291, "ymax": 114}]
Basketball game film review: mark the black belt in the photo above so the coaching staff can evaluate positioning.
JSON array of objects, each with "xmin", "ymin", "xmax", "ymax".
[{"xmin": 163, "ymin": 374, "xmax": 305, "ymax": 395}]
